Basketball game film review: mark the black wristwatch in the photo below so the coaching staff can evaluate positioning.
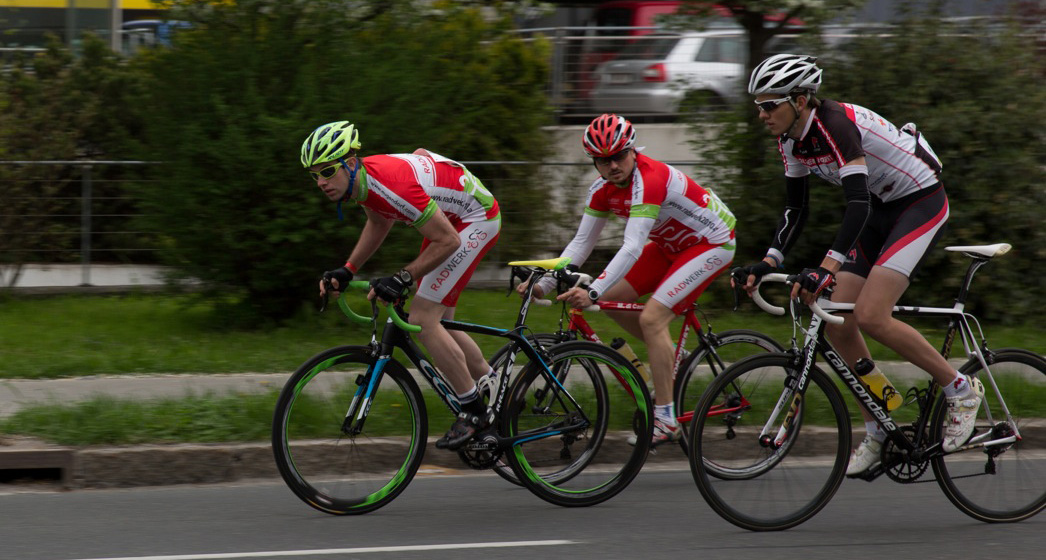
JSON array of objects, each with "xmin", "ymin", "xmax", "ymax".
[
  {"xmin": 587, "ymin": 288, "xmax": 600, "ymax": 302},
  {"xmin": 395, "ymin": 268, "xmax": 414, "ymax": 286}
]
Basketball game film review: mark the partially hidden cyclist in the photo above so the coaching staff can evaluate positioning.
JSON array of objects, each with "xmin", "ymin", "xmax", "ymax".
[
  {"xmin": 520, "ymin": 113, "xmax": 737, "ymax": 447},
  {"xmin": 301, "ymin": 120, "xmax": 501, "ymax": 451},
  {"xmin": 734, "ymin": 54, "xmax": 983, "ymax": 475}
]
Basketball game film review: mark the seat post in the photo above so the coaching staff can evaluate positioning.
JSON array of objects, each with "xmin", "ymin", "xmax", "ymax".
[{"xmin": 954, "ymin": 256, "xmax": 989, "ymax": 308}]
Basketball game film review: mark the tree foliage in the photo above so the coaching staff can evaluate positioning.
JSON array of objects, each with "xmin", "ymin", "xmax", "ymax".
[
  {"xmin": 0, "ymin": 34, "xmax": 147, "ymax": 285},
  {"xmin": 134, "ymin": 0, "xmax": 552, "ymax": 323},
  {"xmin": 687, "ymin": 11, "xmax": 1046, "ymax": 322}
]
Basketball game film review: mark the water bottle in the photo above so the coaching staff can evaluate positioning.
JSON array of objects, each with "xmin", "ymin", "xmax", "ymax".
[
  {"xmin": 855, "ymin": 358, "xmax": 902, "ymax": 411},
  {"xmin": 611, "ymin": 338, "xmax": 651, "ymax": 384}
]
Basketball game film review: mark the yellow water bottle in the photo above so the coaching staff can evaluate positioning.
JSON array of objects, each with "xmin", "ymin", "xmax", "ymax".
[
  {"xmin": 611, "ymin": 337, "xmax": 651, "ymax": 384},
  {"xmin": 855, "ymin": 358, "xmax": 903, "ymax": 411}
]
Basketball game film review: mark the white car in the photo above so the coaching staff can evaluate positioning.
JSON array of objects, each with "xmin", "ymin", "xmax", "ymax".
[{"xmin": 589, "ymin": 30, "xmax": 797, "ymax": 117}]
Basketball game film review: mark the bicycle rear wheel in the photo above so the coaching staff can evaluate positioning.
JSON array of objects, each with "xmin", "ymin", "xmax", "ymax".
[
  {"xmin": 689, "ymin": 353, "xmax": 850, "ymax": 531},
  {"xmin": 675, "ymin": 329, "xmax": 784, "ymax": 459},
  {"xmin": 486, "ymin": 333, "xmax": 571, "ymax": 486},
  {"xmin": 931, "ymin": 348, "xmax": 1046, "ymax": 522},
  {"xmin": 503, "ymin": 340, "xmax": 653, "ymax": 507},
  {"xmin": 272, "ymin": 346, "xmax": 426, "ymax": 515}
]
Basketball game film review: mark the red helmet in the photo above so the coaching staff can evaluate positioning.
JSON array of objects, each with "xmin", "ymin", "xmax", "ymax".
[{"xmin": 583, "ymin": 113, "xmax": 636, "ymax": 157}]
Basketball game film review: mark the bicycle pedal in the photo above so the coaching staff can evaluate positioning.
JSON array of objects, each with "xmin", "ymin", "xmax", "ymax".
[{"xmin": 846, "ymin": 464, "xmax": 885, "ymax": 482}]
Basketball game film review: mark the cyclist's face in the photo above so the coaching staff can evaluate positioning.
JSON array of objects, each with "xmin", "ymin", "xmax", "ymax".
[
  {"xmin": 755, "ymin": 94, "xmax": 797, "ymax": 136},
  {"xmin": 310, "ymin": 160, "xmax": 351, "ymax": 201},
  {"xmin": 593, "ymin": 149, "xmax": 636, "ymax": 186}
]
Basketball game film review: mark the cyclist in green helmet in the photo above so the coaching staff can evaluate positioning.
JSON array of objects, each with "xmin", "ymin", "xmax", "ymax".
[{"xmin": 301, "ymin": 120, "xmax": 503, "ymax": 451}]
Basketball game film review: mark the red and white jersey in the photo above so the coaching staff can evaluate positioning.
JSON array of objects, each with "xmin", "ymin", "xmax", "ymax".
[
  {"xmin": 779, "ymin": 100, "xmax": 942, "ymax": 202},
  {"xmin": 584, "ymin": 153, "xmax": 735, "ymax": 251},
  {"xmin": 354, "ymin": 151, "xmax": 499, "ymax": 227},
  {"xmin": 560, "ymin": 153, "xmax": 735, "ymax": 295}
]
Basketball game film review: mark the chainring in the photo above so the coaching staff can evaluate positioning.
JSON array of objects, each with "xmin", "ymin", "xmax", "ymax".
[
  {"xmin": 456, "ymin": 432, "xmax": 502, "ymax": 470},
  {"xmin": 882, "ymin": 425, "xmax": 929, "ymax": 483}
]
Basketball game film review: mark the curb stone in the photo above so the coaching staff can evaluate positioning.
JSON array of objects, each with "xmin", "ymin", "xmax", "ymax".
[{"xmin": 3, "ymin": 425, "xmax": 1044, "ymax": 490}]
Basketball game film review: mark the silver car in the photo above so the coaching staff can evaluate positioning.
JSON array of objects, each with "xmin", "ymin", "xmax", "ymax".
[{"xmin": 589, "ymin": 30, "xmax": 795, "ymax": 116}]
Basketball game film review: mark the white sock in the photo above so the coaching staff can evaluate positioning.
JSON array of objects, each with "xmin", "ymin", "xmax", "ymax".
[
  {"xmin": 655, "ymin": 403, "xmax": 677, "ymax": 425},
  {"xmin": 942, "ymin": 372, "xmax": 969, "ymax": 398},
  {"xmin": 458, "ymin": 386, "xmax": 479, "ymax": 404},
  {"xmin": 865, "ymin": 421, "xmax": 886, "ymax": 443}
]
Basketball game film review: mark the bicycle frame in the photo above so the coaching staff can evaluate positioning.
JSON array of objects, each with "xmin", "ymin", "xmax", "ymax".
[
  {"xmin": 563, "ymin": 301, "xmax": 703, "ymax": 380},
  {"xmin": 541, "ymin": 296, "xmax": 757, "ymax": 427},
  {"xmin": 752, "ymin": 244, "xmax": 1021, "ymax": 466},
  {"xmin": 341, "ymin": 277, "xmax": 594, "ymax": 452}
]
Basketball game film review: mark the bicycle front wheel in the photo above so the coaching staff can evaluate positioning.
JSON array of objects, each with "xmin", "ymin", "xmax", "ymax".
[
  {"xmin": 503, "ymin": 340, "xmax": 653, "ymax": 507},
  {"xmin": 272, "ymin": 346, "xmax": 427, "ymax": 515},
  {"xmin": 931, "ymin": 348, "xmax": 1046, "ymax": 522},
  {"xmin": 689, "ymin": 353, "xmax": 850, "ymax": 531},
  {"xmin": 675, "ymin": 328, "xmax": 784, "ymax": 459}
]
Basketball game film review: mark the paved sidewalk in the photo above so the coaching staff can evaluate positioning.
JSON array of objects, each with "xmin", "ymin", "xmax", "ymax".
[
  {"xmin": 0, "ymin": 360, "xmax": 963, "ymax": 419},
  {"xmin": 0, "ymin": 372, "xmax": 290, "ymax": 419}
]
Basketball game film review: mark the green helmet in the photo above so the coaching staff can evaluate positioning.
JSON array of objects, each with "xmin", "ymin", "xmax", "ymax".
[{"xmin": 300, "ymin": 121, "xmax": 362, "ymax": 167}]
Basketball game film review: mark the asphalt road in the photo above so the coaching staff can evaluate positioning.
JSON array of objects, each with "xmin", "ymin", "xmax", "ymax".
[{"xmin": 1, "ymin": 465, "xmax": 1042, "ymax": 560}]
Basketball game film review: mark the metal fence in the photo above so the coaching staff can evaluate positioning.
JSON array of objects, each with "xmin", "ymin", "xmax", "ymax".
[
  {"xmin": 0, "ymin": 160, "xmax": 158, "ymax": 287},
  {"xmin": 0, "ymin": 159, "xmax": 710, "ymax": 288}
]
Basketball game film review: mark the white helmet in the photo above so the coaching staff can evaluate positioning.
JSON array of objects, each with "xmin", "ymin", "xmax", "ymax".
[{"xmin": 748, "ymin": 54, "xmax": 822, "ymax": 95}]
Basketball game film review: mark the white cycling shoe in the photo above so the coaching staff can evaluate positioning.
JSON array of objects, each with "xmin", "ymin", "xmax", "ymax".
[
  {"xmin": 846, "ymin": 435, "xmax": 883, "ymax": 476},
  {"xmin": 942, "ymin": 376, "xmax": 985, "ymax": 452}
]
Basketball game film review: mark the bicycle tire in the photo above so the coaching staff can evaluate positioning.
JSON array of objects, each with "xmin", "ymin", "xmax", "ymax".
[
  {"xmin": 689, "ymin": 353, "xmax": 851, "ymax": 531},
  {"xmin": 503, "ymin": 340, "xmax": 653, "ymax": 507},
  {"xmin": 272, "ymin": 346, "xmax": 427, "ymax": 515},
  {"xmin": 675, "ymin": 328, "xmax": 785, "ymax": 462},
  {"xmin": 930, "ymin": 348, "xmax": 1046, "ymax": 523},
  {"xmin": 486, "ymin": 333, "xmax": 573, "ymax": 486}
]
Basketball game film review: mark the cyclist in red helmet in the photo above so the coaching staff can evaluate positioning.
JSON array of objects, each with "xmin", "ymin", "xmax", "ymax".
[{"xmin": 522, "ymin": 113, "xmax": 737, "ymax": 447}]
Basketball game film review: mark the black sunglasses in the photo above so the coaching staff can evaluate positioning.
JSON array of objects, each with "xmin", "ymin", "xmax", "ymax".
[{"xmin": 593, "ymin": 151, "xmax": 631, "ymax": 166}]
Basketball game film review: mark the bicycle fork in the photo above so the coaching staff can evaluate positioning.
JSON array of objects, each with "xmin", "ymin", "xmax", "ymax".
[{"xmin": 341, "ymin": 355, "xmax": 391, "ymax": 436}]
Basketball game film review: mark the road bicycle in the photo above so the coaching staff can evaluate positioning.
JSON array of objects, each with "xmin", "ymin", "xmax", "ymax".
[
  {"xmin": 490, "ymin": 263, "xmax": 784, "ymax": 460},
  {"xmin": 687, "ymin": 243, "xmax": 1045, "ymax": 531},
  {"xmin": 272, "ymin": 263, "xmax": 653, "ymax": 515}
]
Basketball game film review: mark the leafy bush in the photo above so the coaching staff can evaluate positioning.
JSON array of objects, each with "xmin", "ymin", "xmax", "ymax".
[
  {"xmin": 134, "ymin": 0, "xmax": 552, "ymax": 323},
  {"xmin": 0, "ymin": 35, "xmax": 150, "ymax": 278},
  {"xmin": 687, "ymin": 15, "xmax": 1046, "ymax": 323}
]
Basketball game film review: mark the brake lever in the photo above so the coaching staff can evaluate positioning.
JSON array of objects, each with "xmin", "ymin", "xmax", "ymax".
[
  {"xmin": 510, "ymin": 266, "xmax": 536, "ymax": 297},
  {"xmin": 729, "ymin": 267, "xmax": 747, "ymax": 312},
  {"xmin": 319, "ymin": 277, "xmax": 334, "ymax": 312}
]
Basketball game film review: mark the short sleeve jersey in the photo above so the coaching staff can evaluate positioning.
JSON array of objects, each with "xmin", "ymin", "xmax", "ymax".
[
  {"xmin": 353, "ymin": 152, "xmax": 499, "ymax": 227},
  {"xmin": 778, "ymin": 100, "xmax": 941, "ymax": 202},
  {"xmin": 584, "ymin": 153, "xmax": 735, "ymax": 254}
]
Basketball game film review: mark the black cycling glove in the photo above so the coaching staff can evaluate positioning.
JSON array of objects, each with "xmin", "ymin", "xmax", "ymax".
[
  {"xmin": 322, "ymin": 266, "xmax": 353, "ymax": 291},
  {"xmin": 796, "ymin": 267, "xmax": 835, "ymax": 298},
  {"xmin": 371, "ymin": 274, "xmax": 412, "ymax": 303},
  {"xmin": 735, "ymin": 261, "xmax": 776, "ymax": 286}
]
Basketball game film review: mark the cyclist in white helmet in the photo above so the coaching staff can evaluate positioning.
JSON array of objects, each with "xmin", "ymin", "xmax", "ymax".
[
  {"xmin": 736, "ymin": 54, "xmax": 983, "ymax": 476},
  {"xmin": 301, "ymin": 120, "xmax": 502, "ymax": 451}
]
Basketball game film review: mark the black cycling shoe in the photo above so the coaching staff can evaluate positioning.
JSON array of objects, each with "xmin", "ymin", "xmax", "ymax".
[{"xmin": 435, "ymin": 409, "xmax": 493, "ymax": 451}]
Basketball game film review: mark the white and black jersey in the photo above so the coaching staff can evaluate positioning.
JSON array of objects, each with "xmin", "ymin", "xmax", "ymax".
[{"xmin": 779, "ymin": 100, "xmax": 941, "ymax": 202}]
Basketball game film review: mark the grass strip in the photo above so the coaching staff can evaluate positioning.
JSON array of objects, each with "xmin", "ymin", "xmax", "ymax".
[{"xmin": 2, "ymin": 291, "xmax": 1041, "ymax": 379}]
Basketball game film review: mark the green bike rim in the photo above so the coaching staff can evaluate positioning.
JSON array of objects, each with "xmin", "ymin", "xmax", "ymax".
[
  {"xmin": 511, "ymin": 354, "xmax": 648, "ymax": 493},
  {"xmin": 283, "ymin": 354, "xmax": 420, "ymax": 510}
]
